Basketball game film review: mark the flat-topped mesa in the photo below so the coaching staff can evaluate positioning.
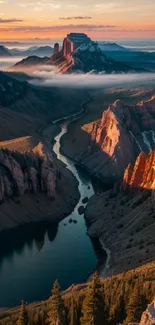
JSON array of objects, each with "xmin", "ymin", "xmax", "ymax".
[
  {"xmin": 139, "ymin": 300, "xmax": 155, "ymax": 325},
  {"xmin": 123, "ymin": 151, "xmax": 155, "ymax": 191},
  {"xmin": 67, "ymin": 32, "xmax": 91, "ymax": 50},
  {"xmin": 0, "ymin": 149, "xmax": 58, "ymax": 202}
]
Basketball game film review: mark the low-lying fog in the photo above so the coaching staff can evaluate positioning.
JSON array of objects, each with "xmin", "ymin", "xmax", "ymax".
[
  {"xmin": 0, "ymin": 57, "xmax": 25, "ymax": 70},
  {"xmin": 29, "ymin": 70, "xmax": 155, "ymax": 89}
]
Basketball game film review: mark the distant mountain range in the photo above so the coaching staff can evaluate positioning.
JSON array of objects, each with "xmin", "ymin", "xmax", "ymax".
[
  {"xmin": 0, "ymin": 45, "xmax": 13, "ymax": 57},
  {"xmin": 9, "ymin": 56, "xmax": 49, "ymax": 72},
  {"xmin": 98, "ymin": 42, "xmax": 128, "ymax": 52},
  {"xmin": 2, "ymin": 38, "xmax": 155, "ymax": 74},
  {"xmin": 9, "ymin": 41, "xmax": 137, "ymax": 74},
  {"xmin": 10, "ymin": 45, "xmax": 54, "ymax": 57},
  {"xmin": 0, "ymin": 45, "xmax": 54, "ymax": 58}
]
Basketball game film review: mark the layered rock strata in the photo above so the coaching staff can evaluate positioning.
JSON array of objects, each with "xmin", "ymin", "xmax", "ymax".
[
  {"xmin": 85, "ymin": 150, "xmax": 155, "ymax": 275},
  {"xmin": 0, "ymin": 149, "xmax": 79, "ymax": 231},
  {"xmin": 62, "ymin": 95, "xmax": 155, "ymax": 183}
]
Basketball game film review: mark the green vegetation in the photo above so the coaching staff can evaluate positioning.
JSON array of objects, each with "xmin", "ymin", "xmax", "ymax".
[{"xmin": 0, "ymin": 262, "xmax": 154, "ymax": 325}]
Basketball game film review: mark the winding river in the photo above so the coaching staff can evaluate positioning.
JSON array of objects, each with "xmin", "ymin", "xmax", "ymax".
[{"xmin": 0, "ymin": 121, "xmax": 104, "ymax": 308}]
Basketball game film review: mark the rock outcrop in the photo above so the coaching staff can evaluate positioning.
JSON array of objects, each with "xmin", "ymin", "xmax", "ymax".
[
  {"xmin": 0, "ymin": 148, "xmax": 80, "ymax": 232},
  {"xmin": 8, "ymin": 56, "xmax": 49, "ymax": 72},
  {"xmin": 139, "ymin": 300, "xmax": 155, "ymax": 325},
  {"xmin": 85, "ymin": 149, "xmax": 155, "ymax": 274},
  {"xmin": 123, "ymin": 151, "xmax": 155, "ymax": 191},
  {"xmin": 62, "ymin": 95, "xmax": 155, "ymax": 184},
  {"xmin": 9, "ymin": 34, "xmax": 136, "ymax": 75},
  {"xmin": 47, "ymin": 41, "xmax": 134, "ymax": 74},
  {"xmin": 0, "ymin": 149, "xmax": 57, "ymax": 202}
]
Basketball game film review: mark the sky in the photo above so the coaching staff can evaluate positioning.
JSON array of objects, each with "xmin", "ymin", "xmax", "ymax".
[{"xmin": 0, "ymin": 0, "xmax": 155, "ymax": 40}]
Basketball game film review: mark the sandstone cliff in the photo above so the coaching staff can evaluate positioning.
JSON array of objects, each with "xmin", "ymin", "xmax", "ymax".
[
  {"xmin": 0, "ymin": 149, "xmax": 57, "ymax": 201},
  {"xmin": 46, "ymin": 41, "xmax": 134, "ymax": 74},
  {"xmin": 123, "ymin": 151, "xmax": 155, "ymax": 191},
  {"xmin": 62, "ymin": 95, "xmax": 155, "ymax": 183},
  {"xmin": 0, "ymin": 149, "xmax": 79, "ymax": 231},
  {"xmin": 85, "ymin": 149, "xmax": 155, "ymax": 275}
]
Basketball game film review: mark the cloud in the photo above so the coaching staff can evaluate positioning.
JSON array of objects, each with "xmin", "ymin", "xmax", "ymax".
[
  {"xmin": 0, "ymin": 18, "xmax": 24, "ymax": 23},
  {"xmin": 67, "ymin": 4, "xmax": 80, "ymax": 8},
  {"xmin": 18, "ymin": 1, "xmax": 61, "ymax": 9},
  {"xmin": 29, "ymin": 72, "xmax": 155, "ymax": 89},
  {"xmin": 0, "ymin": 24, "xmax": 116, "ymax": 32},
  {"xmin": 59, "ymin": 16, "xmax": 92, "ymax": 20}
]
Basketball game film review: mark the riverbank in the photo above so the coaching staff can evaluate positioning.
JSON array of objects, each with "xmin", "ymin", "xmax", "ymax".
[{"xmin": 0, "ymin": 155, "xmax": 80, "ymax": 232}]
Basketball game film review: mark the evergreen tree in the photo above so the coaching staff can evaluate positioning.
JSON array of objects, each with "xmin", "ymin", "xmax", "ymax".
[
  {"xmin": 80, "ymin": 272, "xmax": 104, "ymax": 325},
  {"xmin": 126, "ymin": 283, "xmax": 144, "ymax": 324},
  {"xmin": 68, "ymin": 294, "xmax": 78, "ymax": 325},
  {"xmin": 47, "ymin": 280, "xmax": 65, "ymax": 325},
  {"xmin": 17, "ymin": 300, "xmax": 29, "ymax": 325}
]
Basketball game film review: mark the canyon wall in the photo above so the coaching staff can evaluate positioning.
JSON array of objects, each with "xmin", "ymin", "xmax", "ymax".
[
  {"xmin": 0, "ymin": 149, "xmax": 80, "ymax": 232},
  {"xmin": 62, "ymin": 95, "xmax": 155, "ymax": 183},
  {"xmin": 123, "ymin": 151, "xmax": 155, "ymax": 191},
  {"xmin": 0, "ymin": 149, "xmax": 57, "ymax": 202},
  {"xmin": 85, "ymin": 148, "xmax": 155, "ymax": 275}
]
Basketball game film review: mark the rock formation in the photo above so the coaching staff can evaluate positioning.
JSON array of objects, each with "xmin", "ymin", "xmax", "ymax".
[
  {"xmin": 0, "ymin": 149, "xmax": 57, "ymax": 202},
  {"xmin": 85, "ymin": 146, "xmax": 155, "ymax": 275},
  {"xmin": 139, "ymin": 300, "xmax": 155, "ymax": 325},
  {"xmin": 10, "ymin": 33, "xmax": 137, "ymax": 75},
  {"xmin": 54, "ymin": 43, "xmax": 59, "ymax": 55},
  {"xmin": 62, "ymin": 95, "xmax": 155, "ymax": 184},
  {"xmin": 123, "ymin": 151, "xmax": 155, "ymax": 191},
  {"xmin": 67, "ymin": 32, "xmax": 91, "ymax": 50},
  {"xmin": 0, "ymin": 148, "xmax": 80, "ymax": 232}
]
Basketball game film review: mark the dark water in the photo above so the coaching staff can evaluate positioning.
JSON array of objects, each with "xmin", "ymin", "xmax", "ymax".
[{"xmin": 0, "ymin": 124, "xmax": 102, "ymax": 307}]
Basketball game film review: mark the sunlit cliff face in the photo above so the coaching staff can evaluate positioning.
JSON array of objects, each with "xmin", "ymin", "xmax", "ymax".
[{"xmin": 123, "ymin": 151, "xmax": 155, "ymax": 190}]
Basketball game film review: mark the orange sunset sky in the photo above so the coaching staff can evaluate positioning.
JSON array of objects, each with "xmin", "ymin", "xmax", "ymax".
[{"xmin": 0, "ymin": 0, "xmax": 155, "ymax": 40}]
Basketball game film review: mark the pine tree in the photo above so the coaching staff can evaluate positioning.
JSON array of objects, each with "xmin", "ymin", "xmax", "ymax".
[
  {"xmin": 68, "ymin": 294, "xmax": 78, "ymax": 325},
  {"xmin": 80, "ymin": 272, "xmax": 104, "ymax": 325},
  {"xmin": 17, "ymin": 300, "xmax": 29, "ymax": 325},
  {"xmin": 47, "ymin": 280, "xmax": 65, "ymax": 325},
  {"xmin": 126, "ymin": 283, "xmax": 144, "ymax": 324}
]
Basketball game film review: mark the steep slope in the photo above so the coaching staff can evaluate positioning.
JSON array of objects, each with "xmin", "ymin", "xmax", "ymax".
[
  {"xmin": 8, "ymin": 55, "xmax": 49, "ymax": 72},
  {"xmin": 71, "ymin": 42, "xmax": 133, "ymax": 73},
  {"xmin": 85, "ymin": 150, "xmax": 155, "ymax": 275},
  {"xmin": 10, "ymin": 40, "xmax": 136, "ymax": 74},
  {"xmin": 0, "ymin": 260, "xmax": 154, "ymax": 325},
  {"xmin": 0, "ymin": 45, "xmax": 12, "ymax": 57},
  {"xmin": 62, "ymin": 95, "xmax": 155, "ymax": 183},
  {"xmin": 0, "ymin": 71, "xmax": 86, "ymax": 140},
  {"xmin": 98, "ymin": 41, "xmax": 128, "ymax": 52},
  {"xmin": 123, "ymin": 151, "xmax": 155, "ymax": 191},
  {"xmin": 0, "ymin": 148, "xmax": 79, "ymax": 231}
]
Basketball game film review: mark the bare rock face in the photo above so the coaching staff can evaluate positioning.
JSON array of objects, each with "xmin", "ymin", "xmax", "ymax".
[
  {"xmin": 0, "ymin": 149, "xmax": 58, "ymax": 202},
  {"xmin": 139, "ymin": 300, "xmax": 155, "ymax": 325},
  {"xmin": 123, "ymin": 151, "xmax": 155, "ymax": 191},
  {"xmin": 46, "ymin": 37, "xmax": 74, "ymax": 73},
  {"xmin": 41, "ymin": 154, "xmax": 56, "ymax": 198},
  {"xmin": 65, "ymin": 95, "xmax": 155, "ymax": 184}
]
